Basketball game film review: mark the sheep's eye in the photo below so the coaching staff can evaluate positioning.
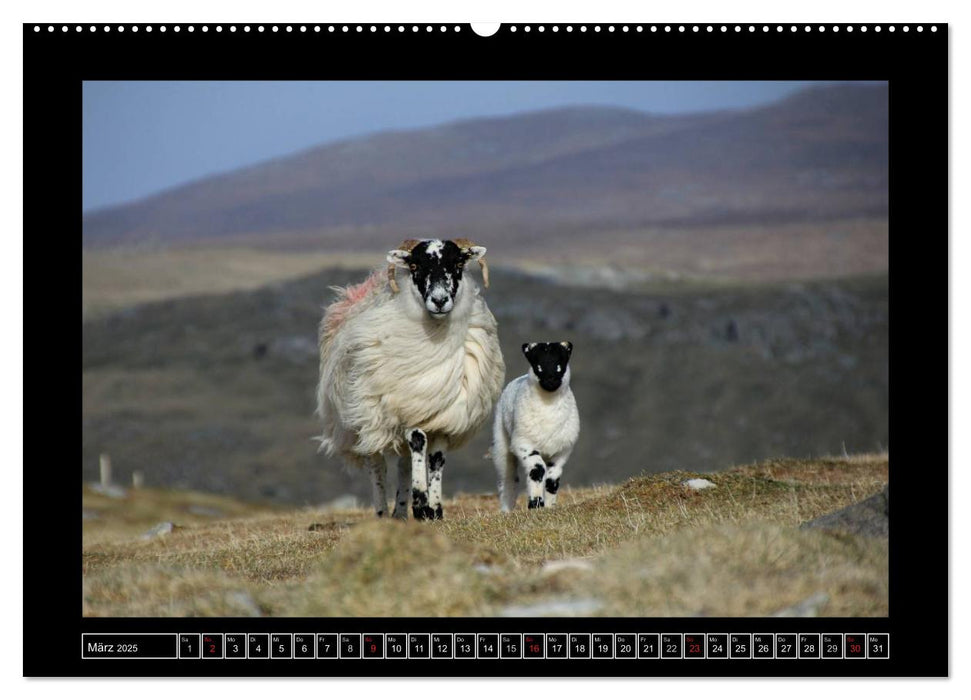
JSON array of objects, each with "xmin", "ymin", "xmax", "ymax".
[{"xmin": 409, "ymin": 263, "xmax": 417, "ymax": 272}]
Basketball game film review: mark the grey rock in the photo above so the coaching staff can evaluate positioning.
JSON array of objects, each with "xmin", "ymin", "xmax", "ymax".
[
  {"xmin": 501, "ymin": 597, "xmax": 604, "ymax": 617},
  {"xmin": 772, "ymin": 592, "xmax": 830, "ymax": 617},
  {"xmin": 90, "ymin": 483, "xmax": 128, "ymax": 499},
  {"xmin": 801, "ymin": 485, "xmax": 888, "ymax": 538},
  {"xmin": 473, "ymin": 563, "xmax": 502, "ymax": 575},
  {"xmin": 540, "ymin": 558, "xmax": 595, "ymax": 575},
  {"xmin": 141, "ymin": 521, "xmax": 176, "ymax": 539},
  {"xmin": 226, "ymin": 591, "xmax": 262, "ymax": 617},
  {"xmin": 682, "ymin": 478, "xmax": 717, "ymax": 490}
]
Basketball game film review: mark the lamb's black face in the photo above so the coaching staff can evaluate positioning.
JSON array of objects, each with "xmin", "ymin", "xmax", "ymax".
[
  {"xmin": 388, "ymin": 239, "xmax": 484, "ymax": 316},
  {"xmin": 523, "ymin": 341, "xmax": 573, "ymax": 392}
]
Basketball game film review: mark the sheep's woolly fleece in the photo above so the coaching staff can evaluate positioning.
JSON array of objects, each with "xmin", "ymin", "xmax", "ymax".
[
  {"xmin": 315, "ymin": 251, "xmax": 505, "ymax": 463},
  {"xmin": 320, "ymin": 270, "xmax": 385, "ymax": 341}
]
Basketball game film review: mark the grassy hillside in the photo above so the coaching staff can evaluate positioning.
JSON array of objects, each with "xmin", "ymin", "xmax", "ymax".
[{"xmin": 82, "ymin": 454, "xmax": 888, "ymax": 618}]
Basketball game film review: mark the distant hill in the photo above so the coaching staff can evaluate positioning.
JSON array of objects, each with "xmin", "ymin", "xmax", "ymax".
[{"xmin": 83, "ymin": 83, "xmax": 888, "ymax": 252}]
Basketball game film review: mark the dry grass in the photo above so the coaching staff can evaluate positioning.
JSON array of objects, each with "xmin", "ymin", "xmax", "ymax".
[
  {"xmin": 82, "ymin": 454, "xmax": 888, "ymax": 618},
  {"xmin": 82, "ymin": 485, "xmax": 281, "ymax": 547}
]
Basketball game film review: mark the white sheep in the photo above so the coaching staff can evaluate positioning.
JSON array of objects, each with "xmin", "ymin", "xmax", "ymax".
[
  {"xmin": 316, "ymin": 238, "xmax": 505, "ymax": 520},
  {"xmin": 493, "ymin": 341, "xmax": 579, "ymax": 510}
]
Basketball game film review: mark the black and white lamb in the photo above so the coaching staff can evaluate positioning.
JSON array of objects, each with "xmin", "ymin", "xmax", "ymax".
[{"xmin": 492, "ymin": 341, "xmax": 579, "ymax": 510}]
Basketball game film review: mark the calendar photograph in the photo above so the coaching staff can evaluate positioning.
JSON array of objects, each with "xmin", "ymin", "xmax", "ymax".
[{"xmin": 81, "ymin": 77, "xmax": 889, "ymax": 619}]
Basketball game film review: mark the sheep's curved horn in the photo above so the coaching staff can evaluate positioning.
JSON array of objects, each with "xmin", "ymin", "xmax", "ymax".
[
  {"xmin": 454, "ymin": 238, "xmax": 490, "ymax": 289},
  {"xmin": 386, "ymin": 239, "xmax": 421, "ymax": 294}
]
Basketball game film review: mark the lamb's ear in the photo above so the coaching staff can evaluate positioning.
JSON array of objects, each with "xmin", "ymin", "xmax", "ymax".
[
  {"xmin": 522, "ymin": 342, "xmax": 538, "ymax": 357},
  {"xmin": 465, "ymin": 245, "xmax": 487, "ymax": 261},
  {"xmin": 560, "ymin": 341, "xmax": 573, "ymax": 356},
  {"xmin": 386, "ymin": 250, "xmax": 411, "ymax": 268}
]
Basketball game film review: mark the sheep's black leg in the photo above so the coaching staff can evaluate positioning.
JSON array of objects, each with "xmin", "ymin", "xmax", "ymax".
[
  {"xmin": 367, "ymin": 458, "xmax": 388, "ymax": 517},
  {"xmin": 407, "ymin": 428, "xmax": 435, "ymax": 520},
  {"xmin": 387, "ymin": 451, "xmax": 409, "ymax": 520},
  {"xmin": 427, "ymin": 438, "xmax": 447, "ymax": 520},
  {"xmin": 518, "ymin": 447, "xmax": 547, "ymax": 509}
]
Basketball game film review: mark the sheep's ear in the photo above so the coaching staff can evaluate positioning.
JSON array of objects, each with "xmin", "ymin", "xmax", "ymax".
[
  {"xmin": 387, "ymin": 250, "xmax": 411, "ymax": 268},
  {"xmin": 522, "ymin": 342, "xmax": 538, "ymax": 357},
  {"xmin": 465, "ymin": 245, "xmax": 487, "ymax": 261},
  {"xmin": 560, "ymin": 341, "xmax": 573, "ymax": 356}
]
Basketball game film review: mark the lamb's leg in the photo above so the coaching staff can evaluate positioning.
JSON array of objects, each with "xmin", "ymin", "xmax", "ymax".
[
  {"xmin": 493, "ymin": 428, "xmax": 518, "ymax": 512},
  {"xmin": 517, "ymin": 446, "xmax": 548, "ymax": 509},
  {"xmin": 388, "ymin": 451, "xmax": 409, "ymax": 520},
  {"xmin": 543, "ymin": 448, "xmax": 571, "ymax": 508},
  {"xmin": 427, "ymin": 437, "xmax": 447, "ymax": 520},
  {"xmin": 407, "ymin": 428, "xmax": 435, "ymax": 521},
  {"xmin": 367, "ymin": 457, "xmax": 388, "ymax": 517}
]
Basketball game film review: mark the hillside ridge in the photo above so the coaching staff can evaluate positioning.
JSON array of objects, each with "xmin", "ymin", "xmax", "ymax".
[{"xmin": 83, "ymin": 83, "xmax": 888, "ymax": 248}]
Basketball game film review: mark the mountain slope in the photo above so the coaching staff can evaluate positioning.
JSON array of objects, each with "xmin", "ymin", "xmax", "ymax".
[{"xmin": 83, "ymin": 83, "xmax": 887, "ymax": 248}]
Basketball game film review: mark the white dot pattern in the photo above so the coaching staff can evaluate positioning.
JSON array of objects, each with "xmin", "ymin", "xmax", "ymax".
[{"xmin": 28, "ymin": 23, "xmax": 941, "ymax": 36}]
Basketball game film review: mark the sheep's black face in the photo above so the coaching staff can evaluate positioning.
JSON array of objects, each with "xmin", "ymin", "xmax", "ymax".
[
  {"xmin": 388, "ymin": 239, "xmax": 486, "ymax": 317},
  {"xmin": 523, "ymin": 341, "xmax": 573, "ymax": 392}
]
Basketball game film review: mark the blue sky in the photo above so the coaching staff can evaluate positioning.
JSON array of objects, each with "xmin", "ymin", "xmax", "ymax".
[{"xmin": 83, "ymin": 80, "xmax": 828, "ymax": 212}]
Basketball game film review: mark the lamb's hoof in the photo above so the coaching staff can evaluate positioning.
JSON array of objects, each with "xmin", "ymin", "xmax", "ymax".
[
  {"xmin": 433, "ymin": 505, "xmax": 443, "ymax": 520},
  {"xmin": 528, "ymin": 498, "xmax": 545, "ymax": 509},
  {"xmin": 413, "ymin": 505, "xmax": 436, "ymax": 521},
  {"xmin": 391, "ymin": 509, "xmax": 408, "ymax": 520}
]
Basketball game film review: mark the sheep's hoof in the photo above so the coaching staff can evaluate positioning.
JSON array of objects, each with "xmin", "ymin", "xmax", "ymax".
[
  {"xmin": 391, "ymin": 508, "xmax": 408, "ymax": 520},
  {"xmin": 528, "ymin": 497, "xmax": 545, "ymax": 509},
  {"xmin": 433, "ymin": 505, "xmax": 443, "ymax": 520},
  {"xmin": 413, "ymin": 505, "xmax": 436, "ymax": 521}
]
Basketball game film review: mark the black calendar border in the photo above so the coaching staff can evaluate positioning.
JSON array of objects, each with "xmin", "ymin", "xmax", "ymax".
[{"xmin": 23, "ymin": 21, "xmax": 947, "ymax": 678}]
